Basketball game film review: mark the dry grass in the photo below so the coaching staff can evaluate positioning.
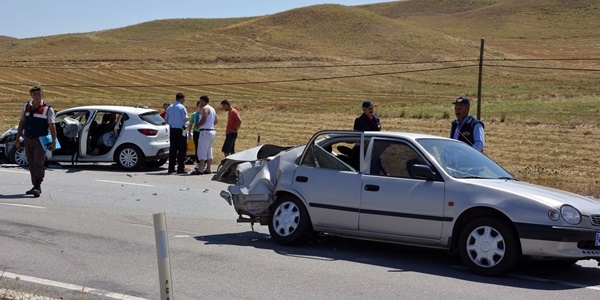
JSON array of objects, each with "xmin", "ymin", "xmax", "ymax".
[{"xmin": 0, "ymin": 0, "xmax": 599, "ymax": 197}]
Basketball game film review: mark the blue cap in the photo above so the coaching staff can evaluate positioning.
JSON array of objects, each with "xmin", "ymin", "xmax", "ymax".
[
  {"xmin": 452, "ymin": 96, "xmax": 470, "ymax": 106},
  {"xmin": 362, "ymin": 100, "xmax": 373, "ymax": 108}
]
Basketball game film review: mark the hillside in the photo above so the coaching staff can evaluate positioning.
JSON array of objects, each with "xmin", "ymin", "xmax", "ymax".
[{"xmin": 2, "ymin": 0, "xmax": 599, "ymax": 62}]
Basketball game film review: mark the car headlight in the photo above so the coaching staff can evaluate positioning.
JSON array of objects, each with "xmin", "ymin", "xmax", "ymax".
[{"xmin": 560, "ymin": 205, "xmax": 582, "ymax": 225}]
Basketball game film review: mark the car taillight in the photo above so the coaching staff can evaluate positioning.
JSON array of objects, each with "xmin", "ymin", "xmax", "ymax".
[{"xmin": 138, "ymin": 129, "xmax": 158, "ymax": 136}]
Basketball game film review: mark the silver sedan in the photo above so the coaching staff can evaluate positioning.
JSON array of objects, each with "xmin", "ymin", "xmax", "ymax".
[{"xmin": 214, "ymin": 130, "xmax": 600, "ymax": 276}]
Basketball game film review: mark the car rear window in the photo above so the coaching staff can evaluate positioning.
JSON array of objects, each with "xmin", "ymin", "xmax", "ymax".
[{"xmin": 139, "ymin": 112, "xmax": 166, "ymax": 126}]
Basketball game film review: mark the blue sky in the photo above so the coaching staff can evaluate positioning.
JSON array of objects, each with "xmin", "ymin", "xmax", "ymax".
[{"xmin": 1, "ymin": 0, "xmax": 384, "ymax": 39}]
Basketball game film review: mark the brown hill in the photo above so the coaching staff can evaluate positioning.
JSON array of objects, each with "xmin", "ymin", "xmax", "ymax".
[
  {"xmin": 1, "ymin": 0, "xmax": 599, "ymax": 62},
  {"xmin": 216, "ymin": 4, "xmax": 467, "ymax": 61}
]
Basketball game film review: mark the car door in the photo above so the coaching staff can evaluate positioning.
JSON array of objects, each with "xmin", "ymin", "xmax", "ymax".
[
  {"xmin": 292, "ymin": 136, "xmax": 362, "ymax": 231},
  {"xmin": 52, "ymin": 109, "xmax": 91, "ymax": 159},
  {"xmin": 77, "ymin": 110, "xmax": 96, "ymax": 157},
  {"xmin": 359, "ymin": 138, "xmax": 446, "ymax": 242}
]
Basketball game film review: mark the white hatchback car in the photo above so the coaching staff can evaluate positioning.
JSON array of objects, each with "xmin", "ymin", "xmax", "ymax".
[
  {"xmin": 10, "ymin": 105, "xmax": 170, "ymax": 170},
  {"xmin": 214, "ymin": 130, "xmax": 600, "ymax": 276}
]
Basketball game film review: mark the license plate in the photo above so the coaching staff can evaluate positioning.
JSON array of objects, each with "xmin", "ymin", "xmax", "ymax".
[{"xmin": 596, "ymin": 233, "xmax": 600, "ymax": 247}]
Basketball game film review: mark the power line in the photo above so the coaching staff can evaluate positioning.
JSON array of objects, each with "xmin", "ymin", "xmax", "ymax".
[
  {"xmin": 485, "ymin": 64, "xmax": 600, "ymax": 72},
  {"xmin": 1, "ymin": 62, "xmax": 598, "ymax": 90},
  {"xmin": 0, "ymin": 59, "xmax": 478, "ymax": 70},
  {"xmin": 1, "ymin": 57, "xmax": 599, "ymax": 71},
  {"xmin": 0, "ymin": 64, "xmax": 478, "ymax": 89}
]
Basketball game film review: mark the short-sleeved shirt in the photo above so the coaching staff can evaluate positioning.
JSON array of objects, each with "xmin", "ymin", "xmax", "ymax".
[
  {"xmin": 21, "ymin": 100, "xmax": 56, "ymax": 123},
  {"xmin": 188, "ymin": 111, "xmax": 200, "ymax": 132},
  {"xmin": 165, "ymin": 101, "xmax": 188, "ymax": 128},
  {"xmin": 226, "ymin": 108, "xmax": 241, "ymax": 134}
]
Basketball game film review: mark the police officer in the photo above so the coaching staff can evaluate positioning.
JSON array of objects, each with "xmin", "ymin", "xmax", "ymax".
[
  {"xmin": 450, "ymin": 96, "xmax": 485, "ymax": 152},
  {"xmin": 353, "ymin": 100, "xmax": 381, "ymax": 132},
  {"xmin": 164, "ymin": 92, "xmax": 189, "ymax": 174},
  {"xmin": 15, "ymin": 85, "xmax": 58, "ymax": 197}
]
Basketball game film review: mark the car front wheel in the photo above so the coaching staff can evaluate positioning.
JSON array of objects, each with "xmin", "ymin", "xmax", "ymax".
[
  {"xmin": 268, "ymin": 195, "xmax": 312, "ymax": 246},
  {"xmin": 458, "ymin": 217, "xmax": 521, "ymax": 276},
  {"xmin": 115, "ymin": 144, "xmax": 145, "ymax": 170}
]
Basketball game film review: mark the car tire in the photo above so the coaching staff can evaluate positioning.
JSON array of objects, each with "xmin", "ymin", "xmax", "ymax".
[
  {"xmin": 114, "ymin": 144, "xmax": 145, "ymax": 171},
  {"xmin": 145, "ymin": 158, "xmax": 167, "ymax": 168},
  {"xmin": 268, "ymin": 195, "xmax": 312, "ymax": 246},
  {"xmin": 458, "ymin": 217, "xmax": 521, "ymax": 276},
  {"xmin": 9, "ymin": 146, "xmax": 28, "ymax": 166}
]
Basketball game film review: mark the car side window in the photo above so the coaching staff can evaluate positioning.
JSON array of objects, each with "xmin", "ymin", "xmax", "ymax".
[
  {"xmin": 302, "ymin": 140, "xmax": 356, "ymax": 172},
  {"xmin": 369, "ymin": 140, "xmax": 423, "ymax": 178}
]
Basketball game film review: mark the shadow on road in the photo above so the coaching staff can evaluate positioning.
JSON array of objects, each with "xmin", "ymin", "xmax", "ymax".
[{"xmin": 195, "ymin": 230, "xmax": 600, "ymax": 290}]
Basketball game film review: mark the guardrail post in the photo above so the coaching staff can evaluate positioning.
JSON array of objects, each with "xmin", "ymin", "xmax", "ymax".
[{"xmin": 153, "ymin": 212, "xmax": 173, "ymax": 300}]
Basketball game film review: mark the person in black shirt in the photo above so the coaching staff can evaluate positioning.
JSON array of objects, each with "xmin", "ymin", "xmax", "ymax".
[{"xmin": 353, "ymin": 100, "xmax": 381, "ymax": 131}]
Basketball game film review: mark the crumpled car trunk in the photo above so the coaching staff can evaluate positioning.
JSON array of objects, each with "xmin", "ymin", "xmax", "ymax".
[
  {"xmin": 212, "ymin": 144, "xmax": 302, "ymax": 221},
  {"xmin": 212, "ymin": 144, "xmax": 292, "ymax": 184}
]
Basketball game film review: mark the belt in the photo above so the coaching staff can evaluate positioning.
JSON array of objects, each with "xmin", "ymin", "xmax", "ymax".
[{"xmin": 199, "ymin": 128, "xmax": 214, "ymax": 131}]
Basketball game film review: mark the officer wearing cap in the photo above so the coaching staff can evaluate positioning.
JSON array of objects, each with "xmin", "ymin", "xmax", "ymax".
[
  {"xmin": 450, "ymin": 96, "xmax": 485, "ymax": 152},
  {"xmin": 353, "ymin": 100, "xmax": 381, "ymax": 132},
  {"xmin": 15, "ymin": 85, "xmax": 57, "ymax": 197}
]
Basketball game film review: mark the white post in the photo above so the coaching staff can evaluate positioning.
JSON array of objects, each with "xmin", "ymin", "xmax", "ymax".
[
  {"xmin": 153, "ymin": 212, "xmax": 173, "ymax": 300},
  {"xmin": 257, "ymin": 131, "xmax": 261, "ymax": 146}
]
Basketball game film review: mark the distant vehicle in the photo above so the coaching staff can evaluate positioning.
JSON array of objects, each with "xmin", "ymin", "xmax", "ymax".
[
  {"xmin": 213, "ymin": 130, "xmax": 600, "ymax": 276},
  {"xmin": 2, "ymin": 105, "xmax": 170, "ymax": 170}
]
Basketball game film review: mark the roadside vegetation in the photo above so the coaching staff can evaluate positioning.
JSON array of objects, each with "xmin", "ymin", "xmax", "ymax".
[{"xmin": 0, "ymin": 0, "xmax": 598, "ymax": 197}]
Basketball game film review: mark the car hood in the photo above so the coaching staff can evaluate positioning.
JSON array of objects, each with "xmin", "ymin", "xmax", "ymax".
[{"xmin": 468, "ymin": 179, "xmax": 600, "ymax": 213}]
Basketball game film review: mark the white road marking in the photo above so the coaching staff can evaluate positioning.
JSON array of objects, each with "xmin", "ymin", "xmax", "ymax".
[
  {"xmin": 96, "ymin": 180, "xmax": 154, "ymax": 187},
  {"xmin": 0, "ymin": 203, "xmax": 46, "ymax": 209},
  {"xmin": 509, "ymin": 274, "xmax": 600, "ymax": 291},
  {"xmin": 130, "ymin": 223, "xmax": 200, "ymax": 235},
  {"xmin": 453, "ymin": 265, "xmax": 600, "ymax": 291},
  {"xmin": 1, "ymin": 272, "xmax": 151, "ymax": 300}
]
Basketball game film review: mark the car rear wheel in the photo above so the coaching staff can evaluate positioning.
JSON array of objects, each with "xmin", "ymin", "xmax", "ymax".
[
  {"xmin": 268, "ymin": 195, "xmax": 312, "ymax": 246},
  {"xmin": 459, "ymin": 217, "xmax": 521, "ymax": 276},
  {"xmin": 9, "ymin": 146, "xmax": 28, "ymax": 166},
  {"xmin": 115, "ymin": 144, "xmax": 145, "ymax": 170}
]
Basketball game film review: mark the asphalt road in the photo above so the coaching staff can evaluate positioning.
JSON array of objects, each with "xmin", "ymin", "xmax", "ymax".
[{"xmin": 1, "ymin": 162, "xmax": 600, "ymax": 300}]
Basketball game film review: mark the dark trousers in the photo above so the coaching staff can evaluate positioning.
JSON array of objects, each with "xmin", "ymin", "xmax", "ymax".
[
  {"xmin": 221, "ymin": 132, "xmax": 238, "ymax": 154},
  {"xmin": 193, "ymin": 131, "xmax": 200, "ymax": 163},
  {"xmin": 169, "ymin": 128, "xmax": 187, "ymax": 171},
  {"xmin": 24, "ymin": 136, "xmax": 46, "ymax": 188}
]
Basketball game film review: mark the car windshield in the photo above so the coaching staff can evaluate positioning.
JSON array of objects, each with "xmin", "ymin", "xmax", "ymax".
[
  {"xmin": 417, "ymin": 138, "xmax": 514, "ymax": 179},
  {"xmin": 140, "ymin": 111, "xmax": 166, "ymax": 125}
]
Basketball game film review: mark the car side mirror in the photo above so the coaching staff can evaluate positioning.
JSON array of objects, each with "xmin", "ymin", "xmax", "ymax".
[{"xmin": 410, "ymin": 164, "xmax": 436, "ymax": 181}]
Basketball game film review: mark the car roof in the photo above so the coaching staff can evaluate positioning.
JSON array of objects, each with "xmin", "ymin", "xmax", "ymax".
[
  {"xmin": 324, "ymin": 130, "xmax": 450, "ymax": 142},
  {"xmin": 363, "ymin": 131, "xmax": 446, "ymax": 140},
  {"xmin": 57, "ymin": 105, "xmax": 158, "ymax": 114}
]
